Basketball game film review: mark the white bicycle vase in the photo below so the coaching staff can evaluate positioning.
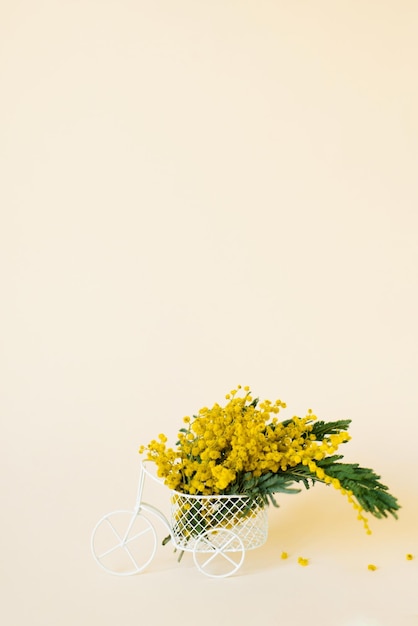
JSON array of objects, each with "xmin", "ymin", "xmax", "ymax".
[{"xmin": 91, "ymin": 461, "xmax": 268, "ymax": 578}]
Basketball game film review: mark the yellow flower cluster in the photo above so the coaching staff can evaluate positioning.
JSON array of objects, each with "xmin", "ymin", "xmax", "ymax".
[{"xmin": 139, "ymin": 386, "xmax": 350, "ymax": 500}]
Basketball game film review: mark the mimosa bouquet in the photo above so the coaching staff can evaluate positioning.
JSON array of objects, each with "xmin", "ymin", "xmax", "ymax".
[{"xmin": 139, "ymin": 386, "xmax": 399, "ymax": 537}]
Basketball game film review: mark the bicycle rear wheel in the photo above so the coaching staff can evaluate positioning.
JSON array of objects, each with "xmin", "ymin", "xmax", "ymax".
[{"xmin": 193, "ymin": 528, "xmax": 245, "ymax": 578}]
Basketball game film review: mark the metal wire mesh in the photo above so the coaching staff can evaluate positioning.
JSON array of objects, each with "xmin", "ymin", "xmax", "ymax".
[{"xmin": 170, "ymin": 492, "xmax": 268, "ymax": 552}]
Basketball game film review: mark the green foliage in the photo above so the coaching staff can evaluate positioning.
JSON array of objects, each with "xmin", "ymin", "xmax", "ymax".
[
  {"xmin": 309, "ymin": 419, "xmax": 351, "ymax": 440},
  {"xmin": 314, "ymin": 456, "xmax": 400, "ymax": 519},
  {"xmin": 229, "ymin": 471, "xmax": 302, "ymax": 508},
  {"xmin": 234, "ymin": 453, "xmax": 400, "ymax": 521}
]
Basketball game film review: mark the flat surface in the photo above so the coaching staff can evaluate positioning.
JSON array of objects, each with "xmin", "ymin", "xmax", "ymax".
[{"xmin": 3, "ymin": 450, "xmax": 417, "ymax": 626}]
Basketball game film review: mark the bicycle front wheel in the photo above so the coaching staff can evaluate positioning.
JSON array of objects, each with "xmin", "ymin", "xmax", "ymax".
[{"xmin": 91, "ymin": 509, "xmax": 157, "ymax": 576}]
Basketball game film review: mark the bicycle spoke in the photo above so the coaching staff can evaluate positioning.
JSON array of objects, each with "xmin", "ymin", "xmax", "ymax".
[
  {"xmin": 97, "ymin": 543, "xmax": 124, "ymax": 560},
  {"xmin": 216, "ymin": 549, "xmax": 240, "ymax": 567},
  {"xmin": 105, "ymin": 518, "xmax": 124, "ymax": 543},
  {"xmin": 121, "ymin": 513, "xmax": 139, "ymax": 544},
  {"xmin": 199, "ymin": 544, "xmax": 239, "ymax": 570},
  {"xmin": 199, "ymin": 549, "xmax": 219, "ymax": 569},
  {"xmin": 216, "ymin": 535, "xmax": 235, "ymax": 551},
  {"xmin": 124, "ymin": 525, "xmax": 153, "ymax": 545},
  {"xmin": 122, "ymin": 545, "xmax": 141, "ymax": 570}
]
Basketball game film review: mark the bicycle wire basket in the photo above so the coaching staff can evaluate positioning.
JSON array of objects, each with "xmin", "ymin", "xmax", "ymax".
[{"xmin": 170, "ymin": 491, "xmax": 268, "ymax": 552}]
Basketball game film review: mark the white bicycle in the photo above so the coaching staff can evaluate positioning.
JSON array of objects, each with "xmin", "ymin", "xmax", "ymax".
[{"xmin": 91, "ymin": 461, "xmax": 268, "ymax": 578}]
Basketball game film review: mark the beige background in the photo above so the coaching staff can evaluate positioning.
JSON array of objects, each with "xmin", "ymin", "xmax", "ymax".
[{"xmin": 1, "ymin": 1, "xmax": 417, "ymax": 625}]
